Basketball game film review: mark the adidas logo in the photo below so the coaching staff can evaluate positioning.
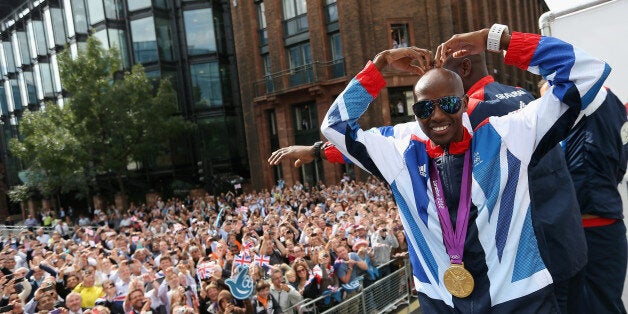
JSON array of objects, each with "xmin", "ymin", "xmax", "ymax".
[{"xmin": 419, "ymin": 164, "xmax": 427, "ymax": 177}]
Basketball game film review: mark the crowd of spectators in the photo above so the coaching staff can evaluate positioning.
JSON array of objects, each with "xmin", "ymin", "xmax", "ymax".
[{"xmin": 0, "ymin": 176, "xmax": 410, "ymax": 314}]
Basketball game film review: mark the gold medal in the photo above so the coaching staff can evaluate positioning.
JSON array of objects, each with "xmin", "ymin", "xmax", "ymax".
[{"xmin": 443, "ymin": 263, "xmax": 474, "ymax": 298}]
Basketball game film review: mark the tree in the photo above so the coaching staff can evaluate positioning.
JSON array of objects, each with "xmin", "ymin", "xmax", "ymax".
[
  {"xmin": 57, "ymin": 36, "xmax": 194, "ymax": 199},
  {"xmin": 9, "ymin": 104, "xmax": 89, "ymax": 204},
  {"xmin": 10, "ymin": 36, "xmax": 193, "ymax": 206}
]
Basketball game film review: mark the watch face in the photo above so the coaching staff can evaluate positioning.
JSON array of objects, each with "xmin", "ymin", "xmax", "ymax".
[{"xmin": 621, "ymin": 122, "xmax": 628, "ymax": 145}]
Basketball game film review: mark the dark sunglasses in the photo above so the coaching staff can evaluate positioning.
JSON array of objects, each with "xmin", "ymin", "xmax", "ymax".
[{"xmin": 412, "ymin": 96, "xmax": 463, "ymax": 119}]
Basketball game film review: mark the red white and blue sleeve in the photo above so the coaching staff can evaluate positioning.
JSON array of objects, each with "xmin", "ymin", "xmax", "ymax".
[
  {"xmin": 487, "ymin": 31, "xmax": 610, "ymax": 165},
  {"xmin": 320, "ymin": 62, "xmax": 407, "ymax": 183}
]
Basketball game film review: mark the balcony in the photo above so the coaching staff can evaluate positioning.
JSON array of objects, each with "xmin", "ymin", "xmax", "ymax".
[{"xmin": 253, "ymin": 58, "xmax": 345, "ymax": 97}]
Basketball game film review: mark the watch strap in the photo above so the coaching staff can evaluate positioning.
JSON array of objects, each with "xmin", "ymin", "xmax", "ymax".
[{"xmin": 487, "ymin": 24, "xmax": 508, "ymax": 52}]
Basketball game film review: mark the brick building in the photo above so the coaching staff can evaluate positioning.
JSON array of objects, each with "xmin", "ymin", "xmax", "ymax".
[{"xmin": 230, "ymin": 0, "xmax": 546, "ymax": 190}]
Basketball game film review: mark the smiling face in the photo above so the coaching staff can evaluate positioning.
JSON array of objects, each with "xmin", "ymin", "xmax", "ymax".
[{"xmin": 414, "ymin": 68, "xmax": 467, "ymax": 148}]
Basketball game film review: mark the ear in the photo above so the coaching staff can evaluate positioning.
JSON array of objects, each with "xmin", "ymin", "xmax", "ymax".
[
  {"xmin": 461, "ymin": 95, "xmax": 469, "ymax": 112},
  {"xmin": 460, "ymin": 59, "xmax": 472, "ymax": 77}
]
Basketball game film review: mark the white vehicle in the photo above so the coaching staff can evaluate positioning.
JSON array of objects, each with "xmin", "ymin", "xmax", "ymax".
[
  {"xmin": 540, "ymin": 0, "xmax": 628, "ymax": 213},
  {"xmin": 540, "ymin": 0, "xmax": 628, "ymax": 303},
  {"xmin": 539, "ymin": 0, "xmax": 628, "ymax": 103}
]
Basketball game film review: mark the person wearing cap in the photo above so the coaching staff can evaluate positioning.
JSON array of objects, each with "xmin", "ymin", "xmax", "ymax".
[
  {"xmin": 370, "ymin": 221, "xmax": 399, "ymax": 279},
  {"xmin": 346, "ymin": 225, "xmax": 368, "ymax": 248}
]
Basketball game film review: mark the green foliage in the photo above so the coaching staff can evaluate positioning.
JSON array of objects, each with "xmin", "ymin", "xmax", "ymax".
[{"xmin": 9, "ymin": 36, "xmax": 194, "ymax": 201}]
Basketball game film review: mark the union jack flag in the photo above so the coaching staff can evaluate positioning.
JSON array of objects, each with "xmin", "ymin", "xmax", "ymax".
[
  {"xmin": 242, "ymin": 241, "xmax": 254, "ymax": 254},
  {"xmin": 197, "ymin": 262, "xmax": 217, "ymax": 279},
  {"xmin": 233, "ymin": 253, "xmax": 252, "ymax": 267},
  {"xmin": 253, "ymin": 254, "xmax": 271, "ymax": 267}
]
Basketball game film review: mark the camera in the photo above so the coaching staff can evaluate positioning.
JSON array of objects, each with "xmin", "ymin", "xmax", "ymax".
[{"xmin": 0, "ymin": 305, "xmax": 14, "ymax": 313}]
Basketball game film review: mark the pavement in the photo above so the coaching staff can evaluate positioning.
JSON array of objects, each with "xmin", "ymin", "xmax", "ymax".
[{"xmin": 392, "ymin": 297, "xmax": 421, "ymax": 314}]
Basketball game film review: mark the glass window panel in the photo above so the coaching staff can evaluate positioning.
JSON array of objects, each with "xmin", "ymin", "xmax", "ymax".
[
  {"xmin": 153, "ymin": 0, "xmax": 167, "ymax": 9},
  {"xmin": 39, "ymin": 62, "xmax": 54, "ymax": 97},
  {"xmin": 190, "ymin": 62, "xmax": 222, "ymax": 109},
  {"xmin": 2, "ymin": 42, "xmax": 16, "ymax": 73},
  {"xmin": 87, "ymin": 0, "xmax": 105, "ymax": 25},
  {"xmin": 0, "ymin": 86, "xmax": 8, "ymax": 116},
  {"xmin": 108, "ymin": 28, "xmax": 130, "ymax": 68},
  {"xmin": 257, "ymin": 3, "xmax": 266, "ymax": 29},
  {"xmin": 257, "ymin": 3, "xmax": 267, "ymax": 45},
  {"xmin": 325, "ymin": 0, "xmax": 337, "ymax": 23},
  {"xmin": 32, "ymin": 20, "xmax": 48, "ymax": 56},
  {"xmin": 131, "ymin": 17, "xmax": 158, "ymax": 64},
  {"xmin": 282, "ymin": 0, "xmax": 306, "ymax": 19},
  {"xmin": 288, "ymin": 43, "xmax": 312, "ymax": 86},
  {"xmin": 104, "ymin": 0, "xmax": 123, "ymax": 20},
  {"xmin": 51, "ymin": 8, "xmax": 67, "ymax": 46},
  {"xmin": 18, "ymin": 72, "xmax": 36, "ymax": 106},
  {"xmin": 18, "ymin": 32, "xmax": 32, "ymax": 65},
  {"xmin": 184, "ymin": 9, "xmax": 216, "ymax": 56},
  {"xmin": 330, "ymin": 33, "xmax": 342, "ymax": 60},
  {"xmin": 127, "ymin": 0, "xmax": 151, "ymax": 12},
  {"xmin": 155, "ymin": 17, "xmax": 174, "ymax": 61},
  {"xmin": 93, "ymin": 29, "xmax": 108, "ymax": 49},
  {"xmin": 197, "ymin": 117, "xmax": 229, "ymax": 161},
  {"xmin": 391, "ymin": 23, "xmax": 409, "ymax": 48},
  {"xmin": 329, "ymin": 32, "xmax": 344, "ymax": 77},
  {"xmin": 10, "ymin": 79, "xmax": 22, "ymax": 111},
  {"xmin": 288, "ymin": 43, "xmax": 311, "ymax": 68},
  {"xmin": 72, "ymin": 0, "xmax": 89, "ymax": 34},
  {"xmin": 145, "ymin": 69, "xmax": 161, "ymax": 90},
  {"xmin": 23, "ymin": 71, "xmax": 37, "ymax": 104}
]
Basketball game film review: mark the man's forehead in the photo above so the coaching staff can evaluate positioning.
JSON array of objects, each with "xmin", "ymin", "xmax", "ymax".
[{"xmin": 414, "ymin": 68, "xmax": 463, "ymax": 99}]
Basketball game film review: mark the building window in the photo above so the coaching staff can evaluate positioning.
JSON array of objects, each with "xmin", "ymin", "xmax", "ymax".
[
  {"xmin": 87, "ymin": 0, "xmax": 105, "ymax": 25},
  {"xmin": 20, "ymin": 71, "xmax": 37, "ymax": 105},
  {"xmin": 294, "ymin": 103, "xmax": 317, "ymax": 132},
  {"xmin": 0, "ymin": 86, "xmax": 8, "ymax": 115},
  {"xmin": 108, "ymin": 28, "xmax": 130, "ymax": 68},
  {"xmin": 9, "ymin": 79, "xmax": 22, "ymax": 111},
  {"xmin": 294, "ymin": 103, "xmax": 322, "ymax": 186},
  {"xmin": 282, "ymin": 0, "xmax": 307, "ymax": 36},
  {"xmin": 18, "ymin": 31, "xmax": 32, "ymax": 66},
  {"xmin": 261, "ymin": 53, "xmax": 273, "ymax": 93},
  {"xmin": 391, "ymin": 23, "xmax": 409, "ymax": 48},
  {"xmin": 104, "ymin": 0, "xmax": 124, "ymax": 20},
  {"xmin": 287, "ymin": 43, "xmax": 312, "ymax": 86},
  {"xmin": 190, "ymin": 62, "xmax": 223, "ymax": 109},
  {"xmin": 127, "ymin": 0, "xmax": 151, "ymax": 12},
  {"xmin": 325, "ymin": 0, "xmax": 337, "ymax": 23},
  {"xmin": 329, "ymin": 32, "xmax": 344, "ymax": 78},
  {"xmin": 2, "ymin": 42, "xmax": 17, "ymax": 73},
  {"xmin": 71, "ymin": 0, "xmax": 89, "ymax": 35},
  {"xmin": 184, "ymin": 8, "xmax": 216, "ymax": 56},
  {"xmin": 268, "ymin": 109, "xmax": 282, "ymax": 182},
  {"xmin": 48, "ymin": 8, "xmax": 67, "ymax": 47},
  {"xmin": 38, "ymin": 62, "xmax": 55, "ymax": 97},
  {"xmin": 131, "ymin": 17, "xmax": 158, "ymax": 64},
  {"xmin": 256, "ymin": 2, "xmax": 267, "ymax": 46},
  {"xmin": 93, "ymin": 29, "xmax": 109, "ymax": 49},
  {"xmin": 28, "ymin": 20, "xmax": 49, "ymax": 57},
  {"xmin": 155, "ymin": 17, "xmax": 174, "ymax": 61}
]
